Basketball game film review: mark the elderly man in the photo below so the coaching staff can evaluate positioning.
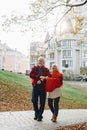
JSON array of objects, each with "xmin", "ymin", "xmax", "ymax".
[{"xmin": 29, "ymin": 56, "xmax": 51, "ymax": 121}]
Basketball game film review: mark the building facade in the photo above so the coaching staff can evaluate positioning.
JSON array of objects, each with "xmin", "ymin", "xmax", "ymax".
[
  {"xmin": 0, "ymin": 42, "xmax": 29, "ymax": 74},
  {"xmin": 30, "ymin": 32, "xmax": 87, "ymax": 75},
  {"xmin": 46, "ymin": 33, "xmax": 87, "ymax": 75}
]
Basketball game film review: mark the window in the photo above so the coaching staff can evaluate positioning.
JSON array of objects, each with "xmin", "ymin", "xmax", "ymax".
[
  {"xmin": 62, "ymin": 40, "xmax": 72, "ymax": 48},
  {"xmin": 62, "ymin": 60, "xmax": 66, "ymax": 67},
  {"xmin": 49, "ymin": 39, "xmax": 54, "ymax": 49},
  {"xmin": 50, "ymin": 53, "xmax": 54, "ymax": 59},
  {"xmin": 83, "ymin": 61, "xmax": 87, "ymax": 67},
  {"xmin": 63, "ymin": 50, "xmax": 72, "ymax": 58},
  {"xmin": 62, "ymin": 60, "xmax": 72, "ymax": 67}
]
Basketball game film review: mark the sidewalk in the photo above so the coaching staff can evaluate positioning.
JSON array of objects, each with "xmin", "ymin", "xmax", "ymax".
[{"xmin": 0, "ymin": 109, "xmax": 87, "ymax": 130}]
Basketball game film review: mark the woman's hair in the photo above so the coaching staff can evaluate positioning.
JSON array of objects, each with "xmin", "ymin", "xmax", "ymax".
[{"xmin": 52, "ymin": 64, "xmax": 59, "ymax": 71}]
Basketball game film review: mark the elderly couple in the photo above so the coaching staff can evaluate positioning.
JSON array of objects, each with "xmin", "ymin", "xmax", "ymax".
[{"xmin": 29, "ymin": 56, "xmax": 63, "ymax": 122}]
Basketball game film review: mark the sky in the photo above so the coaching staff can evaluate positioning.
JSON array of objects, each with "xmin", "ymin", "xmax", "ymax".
[
  {"xmin": 0, "ymin": 0, "xmax": 46, "ymax": 56},
  {"xmin": 0, "ymin": 0, "xmax": 66, "ymax": 56}
]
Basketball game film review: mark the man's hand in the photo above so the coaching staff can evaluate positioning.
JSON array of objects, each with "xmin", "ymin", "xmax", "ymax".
[{"xmin": 37, "ymin": 80, "xmax": 41, "ymax": 84}]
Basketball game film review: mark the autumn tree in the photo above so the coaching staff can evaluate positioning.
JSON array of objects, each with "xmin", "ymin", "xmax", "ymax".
[
  {"xmin": 32, "ymin": 0, "xmax": 87, "ymax": 33},
  {"xmin": 1, "ymin": 0, "xmax": 87, "ymax": 34}
]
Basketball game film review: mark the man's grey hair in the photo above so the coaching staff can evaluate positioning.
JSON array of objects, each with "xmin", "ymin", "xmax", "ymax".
[{"xmin": 38, "ymin": 56, "xmax": 45, "ymax": 62}]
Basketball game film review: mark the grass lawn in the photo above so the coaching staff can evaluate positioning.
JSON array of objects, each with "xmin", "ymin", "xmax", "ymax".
[
  {"xmin": 0, "ymin": 70, "xmax": 87, "ymax": 111},
  {"xmin": 60, "ymin": 82, "xmax": 87, "ymax": 109},
  {"xmin": 0, "ymin": 70, "xmax": 32, "ymax": 89}
]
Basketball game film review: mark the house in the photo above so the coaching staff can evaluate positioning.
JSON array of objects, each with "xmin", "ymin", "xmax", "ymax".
[{"xmin": 0, "ymin": 42, "xmax": 29, "ymax": 74}]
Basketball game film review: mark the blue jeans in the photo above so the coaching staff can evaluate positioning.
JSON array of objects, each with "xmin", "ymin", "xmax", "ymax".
[
  {"xmin": 32, "ymin": 85, "xmax": 46, "ymax": 118},
  {"xmin": 48, "ymin": 97, "xmax": 60, "ymax": 116}
]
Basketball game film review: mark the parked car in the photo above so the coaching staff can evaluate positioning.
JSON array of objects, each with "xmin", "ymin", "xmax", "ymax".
[
  {"xmin": 73, "ymin": 76, "xmax": 83, "ymax": 81},
  {"xmin": 83, "ymin": 77, "xmax": 87, "ymax": 81}
]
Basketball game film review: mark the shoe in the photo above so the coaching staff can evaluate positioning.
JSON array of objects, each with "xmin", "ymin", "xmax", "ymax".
[
  {"xmin": 51, "ymin": 114, "xmax": 57, "ymax": 122},
  {"xmin": 34, "ymin": 117, "xmax": 37, "ymax": 120},
  {"xmin": 37, "ymin": 115, "xmax": 43, "ymax": 121},
  {"xmin": 37, "ymin": 117, "xmax": 42, "ymax": 121}
]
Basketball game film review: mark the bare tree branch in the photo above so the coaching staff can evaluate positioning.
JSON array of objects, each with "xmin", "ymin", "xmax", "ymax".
[
  {"xmin": 1, "ymin": 0, "xmax": 87, "ymax": 32},
  {"xmin": 30, "ymin": 0, "xmax": 87, "ymax": 20},
  {"xmin": 66, "ymin": 0, "xmax": 87, "ymax": 7},
  {"xmin": 54, "ymin": 7, "xmax": 72, "ymax": 34},
  {"xmin": 66, "ymin": 0, "xmax": 71, "ymax": 3}
]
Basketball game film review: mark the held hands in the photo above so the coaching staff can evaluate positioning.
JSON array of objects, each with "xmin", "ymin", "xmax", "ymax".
[
  {"xmin": 37, "ymin": 80, "xmax": 41, "ymax": 84},
  {"xmin": 37, "ymin": 76, "xmax": 48, "ymax": 84},
  {"xmin": 40, "ymin": 76, "xmax": 48, "ymax": 81},
  {"xmin": 37, "ymin": 76, "xmax": 45, "ymax": 84}
]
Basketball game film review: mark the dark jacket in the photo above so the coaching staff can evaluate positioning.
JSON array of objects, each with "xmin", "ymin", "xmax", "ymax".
[{"xmin": 29, "ymin": 65, "xmax": 51, "ymax": 86}]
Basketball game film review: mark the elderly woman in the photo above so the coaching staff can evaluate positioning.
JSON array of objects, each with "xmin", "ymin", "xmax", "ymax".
[{"xmin": 40, "ymin": 64, "xmax": 63, "ymax": 122}]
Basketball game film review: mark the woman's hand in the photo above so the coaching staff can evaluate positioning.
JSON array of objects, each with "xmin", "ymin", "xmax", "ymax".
[{"xmin": 40, "ymin": 76, "xmax": 48, "ymax": 81}]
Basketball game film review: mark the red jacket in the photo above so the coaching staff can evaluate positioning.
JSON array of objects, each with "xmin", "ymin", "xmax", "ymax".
[
  {"xmin": 29, "ymin": 65, "xmax": 51, "ymax": 86},
  {"xmin": 46, "ymin": 71, "xmax": 63, "ymax": 92}
]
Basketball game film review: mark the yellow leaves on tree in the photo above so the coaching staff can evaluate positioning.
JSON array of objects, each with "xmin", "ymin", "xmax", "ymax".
[
  {"xmin": 73, "ymin": 16, "xmax": 84, "ymax": 34},
  {"xmin": 77, "ymin": 39, "xmax": 84, "ymax": 46}
]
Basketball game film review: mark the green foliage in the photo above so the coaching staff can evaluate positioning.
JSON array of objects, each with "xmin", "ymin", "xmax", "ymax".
[
  {"xmin": 63, "ymin": 69, "xmax": 75, "ymax": 80},
  {"xmin": 80, "ymin": 67, "xmax": 87, "ymax": 75}
]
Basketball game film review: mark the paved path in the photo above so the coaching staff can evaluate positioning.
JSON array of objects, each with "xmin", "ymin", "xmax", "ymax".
[{"xmin": 0, "ymin": 109, "xmax": 87, "ymax": 130}]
